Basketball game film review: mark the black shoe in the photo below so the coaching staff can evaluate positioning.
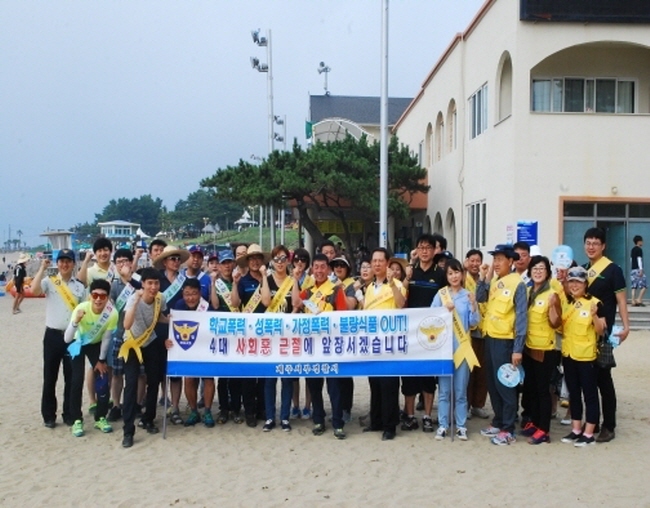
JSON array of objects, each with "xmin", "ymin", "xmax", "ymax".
[
  {"xmin": 143, "ymin": 422, "xmax": 159, "ymax": 434},
  {"xmin": 122, "ymin": 434, "xmax": 134, "ymax": 448},
  {"xmin": 43, "ymin": 420, "xmax": 56, "ymax": 429},
  {"xmin": 596, "ymin": 428, "xmax": 615, "ymax": 443},
  {"xmin": 400, "ymin": 416, "xmax": 419, "ymax": 431},
  {"xmin": 246, "ymin": 414, "xmax": 258, "ymax": 428},
  {"xmin": 107, "ymin": 406, "xmax": 122, "ymax": 422},
  {"xmin": 382, "ymin": 430, "xmax": 396, "ymax": 441},
  {"xmin": 362, "ymin": 426, "xmax": 381, "ymax": 433}
]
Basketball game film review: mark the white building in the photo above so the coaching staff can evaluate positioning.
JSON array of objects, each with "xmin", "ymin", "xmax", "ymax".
[
  {"xmin": 97, "ymin": 220, "xmax": 141, "ymax": 239},
  {"xmin": 394, "ymin": 0, "xmax": 650, "ymax": 273}
]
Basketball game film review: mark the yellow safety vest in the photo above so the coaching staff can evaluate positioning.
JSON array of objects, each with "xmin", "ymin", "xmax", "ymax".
[
  {"xmin": 526, "ymin": 288, "xmax": 556, "ymax": 351},
  {"xmin": 484, "ymin": 272, "xmax": 521, "ymax": 339},
  {"xmin": 561, "ymin": 296, "xmax": 600, "ymax": 362}
]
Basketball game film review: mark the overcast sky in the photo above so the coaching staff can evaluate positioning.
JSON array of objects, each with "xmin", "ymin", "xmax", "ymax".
[{"xmin": 1, "ymin": 0, "xmax": 485, "ymax": 247}]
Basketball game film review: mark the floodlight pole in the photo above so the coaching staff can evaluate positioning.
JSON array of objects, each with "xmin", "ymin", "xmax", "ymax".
[{"xmin": 379, "ymin": 0, "xmax": 389, "ymax": 248}]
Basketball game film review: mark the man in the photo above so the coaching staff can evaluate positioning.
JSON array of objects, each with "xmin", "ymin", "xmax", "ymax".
[
  {"xmin": 174, "ymin": 278, "xmax": 217, "ymax": 428},
  {"xmin": 464, "ymin": 249, "xmax": 490, "ymax": 419},
  {"xmin": 64, "ymin": 278, "xmax": 118, "ymax": 437},
  {"xmin": 320, "ymin": 240, "xmax": 338, "ymax": 283},
  {"xmin": 78, "ymin": 237, "xmax": 115, "ymax": 286},
  {"xmin": 120, "ymin": 267, "xmax": 170, "ymax": 448},
  {"xmin": 402, "ymin": 234, "xmax": 444, "ymax": 432},
  {"xmin": 183, "ymin": 245, "xmax": 211, "ymax": 301},
  {"xmin": 107, "ymin": 248, "xmax": 143, "ymax": 422},
  {"xmin": 513, "ymin": 241, "xmax": 532, "ymax": 286},
  {"xmin": 12, "ymin": 252, "xmax": 29, "ymax": 314},
  {"xmin": 476, "ymin": 244, "xmax": 527, "ymax": 446},
  {"xmin": 32, "ymin": 249, "xmax": 86, "ymax": 428},
  {"xmin": 134, "ymin": 238, "xmax": 167, "ymax": 269},
  {"xmin": 292, "ymin": 253, "xmax": 350, "ymax": 439},
  {"xmin": 363, "ymin": 248, "xmax": 407, "ymax": 441},
  {"xmin": 581, "ymin": 227, "xmax": 630, "ymax": 442},
  {"xmin": 154, "ymin": 245, "xmax": 190, "ymax": 425},
  {"xmin": 230, "ymin": 243, "xmax": 270, "ymax": 427},
  {"xmin": 630, "ymin": 235, "xmax": 646, "ymax": 306},
  {"xmin": 210, "ymin": 249, "xmax": 243, "ymax": 424}
]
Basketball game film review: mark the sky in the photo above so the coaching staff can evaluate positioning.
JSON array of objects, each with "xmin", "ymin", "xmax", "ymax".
[{"xmin": 1, "ymin": 0, "xmax": 485, "ymax": 247}]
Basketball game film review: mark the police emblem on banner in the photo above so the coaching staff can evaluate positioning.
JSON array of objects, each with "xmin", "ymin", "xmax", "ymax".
[
  {"xmin": 416, "ymin": 316, "xmax": 449, "ymax": 351},
  {"xmin": 172, "ymin": 321, "xmax": 200, "ymax": 350}
]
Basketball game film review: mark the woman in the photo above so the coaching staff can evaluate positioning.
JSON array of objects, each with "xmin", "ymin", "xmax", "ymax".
[
  {"xmin": 290, "ymin": 248, "xmax": 313, "ymax": 419},
  {"xmin": 388, "ymin": 257, "xmax": 408, "ymax": 282},
  {"xmin": 353, "ymin": 257, "xmax": 373, "ymax": 309},
  {"xmin": 431, "ymin": 258, "xmax": 480, "ymax": 440},
  {"xmin": 520, "ymin": 255, "xmax": 562, "ymax": 444},
  {"xmin": 550, "ymin": 266, "xmax": 605, "ymax": 447},
  {"xmin": 261, "ymin": 245, "xmax": 296, "ymax": 432}
]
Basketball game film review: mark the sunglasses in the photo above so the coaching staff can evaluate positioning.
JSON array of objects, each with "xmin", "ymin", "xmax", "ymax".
[
  {"xmin": 294, "ymin": 257, "xmax": 308, "ymax": 263},
  {"xmin": 168, "ymin": 256, "xmax": 181, "ymax": 262},
  {"xmin": 273, "ymin": 255, "xmax": 288, "ymax": 263},
  {"xmin": 332, "ymin": 263, "xmax": 347, "ymax": 269},
  {"xmin": 90, "ymin": 292, "xmax": 108, "ymax": 301}
]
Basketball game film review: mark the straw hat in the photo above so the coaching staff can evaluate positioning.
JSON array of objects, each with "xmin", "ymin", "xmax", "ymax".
[
  {"xmin": 388, "ymin": 257, "xmax": 409, "ymax": 271},
  {"xmin": 153, "ymin": 245, "xmax": 190, "ymax": 270},
  {"xmin": 16, "ymin": 253, "xmax": 31, "ymax": 264},
  {"xmin": 236, "ymin": 243, "xmax": 270, "ymax": 268}
]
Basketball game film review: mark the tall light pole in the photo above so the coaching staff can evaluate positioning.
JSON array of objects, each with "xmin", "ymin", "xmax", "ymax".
[
  {"xmin": 318, "ymin": 61, "xmax": 331, "ymax": 95},
  {"xmin": 379, "ymin": 1, "xmax": 389, "ymax": 248},
  {"xmin": 251, "ymin": 28, "xmax": 276, "ymax": 248},
  {"xmin": 274, "ymin": 114, "xmax": 287, "ymax": 244}
]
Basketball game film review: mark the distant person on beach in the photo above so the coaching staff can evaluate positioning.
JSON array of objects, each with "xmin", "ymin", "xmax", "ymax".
[
  {"xmin": 31, "ymin": 249, "xmax": 86, "ymax": 429},
  {"xmin": 12, "ymin": 253, "xmax": 29, "ymax": 314},
  {"xmin": 630, "ymin": 235, "xmax": 646, "ymax": 307}
]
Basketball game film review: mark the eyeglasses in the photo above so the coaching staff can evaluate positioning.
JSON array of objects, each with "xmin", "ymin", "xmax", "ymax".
[
  {"xmin": 294, "ymin": 257, "xmax": 308, "ymax": 263},
  {"xmin": 168, "ymin": 256, "xmax": 181, "ymax": 262},
  {"xmin": 90, "ymin": 292, "xmax": 108, "ymax": 301},
  {"xmin": 530, "ymin": 266, "xmax": 546, "ymax": 272},
  {"xmin": 584, "ymin": 241, "xmax": 602, "ymax": 248},
  {"xmin": 417, "ymin": 245, "xmax": 434, "ymax": 251},
  {"xmin": 360, "ymin": 264, "xmax": 371, "ymax": 270},
  {"xmin": 115, "ymin": 259, "xmax": 131, "ymax": 265},
  {"xmin": 273, "ymin": 255, "xmax": 288, "ymax": 263}
]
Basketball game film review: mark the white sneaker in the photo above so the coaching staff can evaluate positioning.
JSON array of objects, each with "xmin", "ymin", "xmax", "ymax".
[
  {"xmin": 456, "ymin": 427, "xmax": 468, "ymax": 441},
  {"xmin": 435, "ymin": 427, "xmax": 447, "ymax": 440}
]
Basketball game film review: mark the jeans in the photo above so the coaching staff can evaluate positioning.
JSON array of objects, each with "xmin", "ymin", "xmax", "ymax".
[
  {"xmin": 41, "ymin": 327, "xmax": 72, "ymax": 423},
  {"xmin": 307, "ymin": 378, "xmax": 344, "ymax": 429},
  {"xmin": 339, "ymin": 377, "xmax": 354, "ymax": 412},
  {"xmin": 438, "ymin": 360, "xmax": 470, "ymax": 429},
  {"xmin": 70, "ymin": 342, "xmax": 109, "ymax": 422},
  {"xmin": 484, "ymin": 336, "xmax": 518, "ymax": 434},
  {"xmin": 264, "ymin": 378, "xmax": 294, "ymax": 422}
]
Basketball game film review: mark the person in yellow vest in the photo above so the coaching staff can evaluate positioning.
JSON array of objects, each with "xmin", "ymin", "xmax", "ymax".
[
  {"xmin": 476, "ymin": 244, "xmax": 528, "ymax": 446},
  {"xmin": 292, "ymin": 253, "xmax": 349, "ymax": 439},
  {"xmin": 362, "ymin": 247, "xmax": 407, "ymax": 441},
  {"xmin": 431, "ymin": 258, "xmax": 480, "ymax": 441},
  {"xmin": 520, "ymin": 256, "xmax": 562, "ymax": 444},
  {"xmin": 551, "ymin": 266, "xmax": 605, "ymax": 447}
]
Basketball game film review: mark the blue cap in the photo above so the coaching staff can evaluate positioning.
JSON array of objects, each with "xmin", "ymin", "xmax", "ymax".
[
  {"xmin": 57, "ymin": 249, "xmax": 76, "ymax": 262},
  {"xmin": 488, "ymin": 244, "xmax": 520, "ymax": 261},
  {"xmin": 218, "ymin": 250, "xmax": 235, "ymax": 263}
]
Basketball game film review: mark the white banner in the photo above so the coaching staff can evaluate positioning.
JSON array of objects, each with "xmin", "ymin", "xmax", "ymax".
[{"xmin": 167, "ymin": 307, "xmax": 453, "ymax": 377}]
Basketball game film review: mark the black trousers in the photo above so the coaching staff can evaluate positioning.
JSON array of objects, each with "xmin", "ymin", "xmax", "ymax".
[
  {"xmin": 41, "ymin": 327, "xmax": 72, "ymax": 423},
  {"xmin": 70, "ymin": 342, "xmax": 109, "ymax": 422},
  {"xmin": 122, "ymin": 338, "xmax": 166, "ymax": 436},
  {"xmin": 307, "ymin": 377, "xmax": 344, "ymax": 428},
  {"xmin": 339, "ymin": 377, "xmax": 354, "ymax": 412},
  {"xmin": 596, "ymin": 365, "xmax": 617, "ymax": 431},
  {"xmin": 217, "ymin": 378, "xmax": 243, "ymax": 412},
  {"xmin": 522, "ymin": 351, "xmax": 556, "ymax": 433},
  {"xmin": 369, "ymin": 376, "xmax": 400, "ymax": 432},
  {"xmin": 563, "ymin": 356, "xmax": 600, "ymax": 425},
  {"xmin": 242, "ymin": 378, "xmax": 265, "ymax": 417}
]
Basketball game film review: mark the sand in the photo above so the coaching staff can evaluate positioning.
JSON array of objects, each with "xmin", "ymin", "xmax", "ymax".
[{"xmin": 1, "ymin": 268, "xmax": 649, "ymax": 507}]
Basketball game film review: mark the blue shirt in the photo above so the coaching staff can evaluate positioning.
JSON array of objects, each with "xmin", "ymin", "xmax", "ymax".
[{"xmin": 431, "ymin": 287, "xmax": 480, "ymax": 350}]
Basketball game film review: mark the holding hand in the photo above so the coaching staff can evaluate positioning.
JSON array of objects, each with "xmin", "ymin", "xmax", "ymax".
[{"xmin": 94, "ymin": 361, "xmax": 108, "ymax": 376}]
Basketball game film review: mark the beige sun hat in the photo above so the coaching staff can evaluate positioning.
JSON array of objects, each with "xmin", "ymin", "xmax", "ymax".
[
  {"xmin": 153, "ymin": 245, "xmax": 190, "ymax": 270},
  {"xmin": 16, "ymin": 253, "xmax": 31, "ymax": 264},
  {"xmin": 388, "ymin": 257, "xmax": 409, "ymax": 271},
  {"xmin": 236, "ymin": 243, "xmax": 270, "ymax": 268}
]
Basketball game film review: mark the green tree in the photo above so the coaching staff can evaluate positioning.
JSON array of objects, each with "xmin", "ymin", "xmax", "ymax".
[
  {"xmin": 167, "ymin": 189, "xmax": 242, "ymax": 233},
  {"xmin": 95, "ymin": 195, "xmax": 164, "ymax": 237},
  {"xmin": 71, "ymin": 221, "xmax": 100, "ymax": 239},
  {"xmin": 201, "ymin": 135, "xmax": 429, "ymax": 250}
]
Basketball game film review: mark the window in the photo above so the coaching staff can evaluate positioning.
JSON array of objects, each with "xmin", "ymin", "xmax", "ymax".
[
  {"xmin": 532, "ymin": 77, "xmax": 635, "ymax": 113},
  {"xmin": 467, "ymin": 200, "xmax": 487, "ymax": 249},
  {"xmin": 447, "ymin": 99, "xmax": 457, "ymax": 152},
  {"xmin": 435, "ymin": 112, "xmax": 444, "ymax": 161},
  {"xmin": 418, "ymin": 141, "xmax": 423, "ymax": 166},
  {"xmin": 469, "ymin": 84, "xmax": 488, "ymax": 139}
]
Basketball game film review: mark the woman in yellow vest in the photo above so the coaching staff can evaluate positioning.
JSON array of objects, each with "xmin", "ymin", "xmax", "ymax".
[
  {"xmin": 550, "ymin": 266, "xmax": 605, "ymax": 447},
  {"xmin": 520, "ymin": 256, "xmax": 562, "ymax": 444}
]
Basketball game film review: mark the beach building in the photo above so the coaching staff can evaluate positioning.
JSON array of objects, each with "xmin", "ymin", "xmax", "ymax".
[
  {"xmin": 97, "ymin": 220, "xmax": 141, "ymax": 240},
  {"xmin": 393, "ymin": 0, "xmax": 650, "ymax": 274}
]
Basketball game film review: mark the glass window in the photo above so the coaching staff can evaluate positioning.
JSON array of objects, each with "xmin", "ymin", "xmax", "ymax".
[
  {"xmin": 617, "ymin": 81, "xmax": 635, "ymax": 113},
  {"xmin": 552, "ymin": 79, "xmax": 563, "ymax": 111},
  {"xmin": 469, "ymin": 84, "xmax": 488, "ymax": 139},
  {"xmin": 596, "ymin": 203, "xmax": 626, "ymax": 218},
  {"xmin": 532, "ymin": 77, "xmax": 635, "ymax": 114},
  {"xmin": 629, "ymin": 204, "xmax": 650, "ymax": 218},
  {"xmin": 532, "ymin": 80, "xmax": 551, "ymax": 111},
  {"xmin": 596, "ymin": 79, "xmax": 616, "ymax": 113},
  {"xmin": 564, "ymin": 202, "xmax": 594, "ymax": 217},
  {"xmin": 585, "ymin": 79, "xmax": 595, "ymax": 112},
  {"xmin": 564, "ymin": 79, "xmax": 584, "ymax": 112}
]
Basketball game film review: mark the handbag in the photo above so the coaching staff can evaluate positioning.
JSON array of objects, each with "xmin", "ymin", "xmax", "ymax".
[{"xmin": 596, "ymin": 333, "xmax": 616, "ymax": 368}]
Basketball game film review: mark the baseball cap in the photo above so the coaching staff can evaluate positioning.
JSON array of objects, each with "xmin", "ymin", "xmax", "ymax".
[
  {"xmin": 188, "ymin": 245, "xmax": 204, "ymax": 256},
  {"xmin": 488, "ymin": 244, "xmax": 520, "ymax": 261},
  {"xmin": 433, "ymin": 250, "xmax": 454, "ymax": 265},
  {"xmin": 218, "ymin": 250, "xmax": 235, "ymax": 263},
  {"xmin": 57, "ymin": 249, "xmax": 76, "ymax": 262}
]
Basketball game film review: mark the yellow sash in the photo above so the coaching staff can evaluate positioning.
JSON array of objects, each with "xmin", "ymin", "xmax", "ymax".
[
  {"xmin": 363, "ymin": 281, "xmax": 399, "ymax": 310},
  {"xmin": 586, "ymin": 257, "xmax": 612, "ymax": 287},
  {"xmin": 304, "ymin": 279, "xmax": 337, "ymax": 313},
  {"xmin": 266, "ymin": 276, "xmax": 293, "ymax": 313},
  {"xmin": 242, "ymin": 285, "xmax": 262, "ymax": 313},
  {"xmin": 300, "ymin": 274, "xmax": 315, "ymax": 291},
  {"xmin": 439, "ymin": 287, "xmax": 480, "ymax": 371},
  {"xmin": 464, "ymin": 275, "xmax": 477, "ymax": 294},
  {"xmin": 215, "ymin": 278, "xmax": 238, "ymax": 313},
  {"xmin": 118, "ymin": 294, "xmax": 162, "ymax": 364},
  {"xmin": 49, "ymin": 275, "xmax": 78, "ymax": 312}
]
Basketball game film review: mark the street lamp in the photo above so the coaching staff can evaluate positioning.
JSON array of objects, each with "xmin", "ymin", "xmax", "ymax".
[
  {"xmin": 273, "ymin": 114, "xmax": 287, "ymax": 244},
  {"xmin": 317, "ymin": 61, "xmax": 331, "ymax": 95},
  {"xmin": 251, "ymin": 28, "xmax": 276, "ymax": 248}
]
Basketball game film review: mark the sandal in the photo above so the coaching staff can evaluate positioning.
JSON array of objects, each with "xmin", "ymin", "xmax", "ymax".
[{"xmin": 170, "ymin": 410, "xmax": 184, "ymax": 425}]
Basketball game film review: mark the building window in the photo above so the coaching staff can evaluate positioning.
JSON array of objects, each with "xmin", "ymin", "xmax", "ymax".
[
  {"xmin": 467, "ymin": 200, "xmax": 487, "ymax": 249},
  {"xmin": 532, "ymin": 77, "xmax": 635, "ymax": 113},
  {"xmin": 447, "ymin": 99, "xmax": 457, "ymax": 152},
  {"xmin": 435, "ymin": 112, "xmax": 444, "ymax": 161},
  {"xmin": 469, "ymin": 83, "xmax": 488, "ymax": 139},
  {"xmin": 418, "ymin": 140, "xmax": 424, "ymax": 166}
]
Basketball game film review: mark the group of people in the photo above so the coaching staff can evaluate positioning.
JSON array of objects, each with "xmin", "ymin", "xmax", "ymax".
[{"xmin": 35, "ymin": 226, "xmax": 629, "ymax": 449}]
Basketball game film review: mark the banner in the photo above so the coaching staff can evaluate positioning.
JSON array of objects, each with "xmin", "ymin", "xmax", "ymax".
[{"xmin": 167, "ymin": 307, "xmax": 453, "ymax": 378}]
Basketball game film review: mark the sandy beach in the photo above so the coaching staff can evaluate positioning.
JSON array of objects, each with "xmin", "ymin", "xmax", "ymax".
[{"xmin": 1, "ymin": 262, "xmax": 649, "ymax": 506}]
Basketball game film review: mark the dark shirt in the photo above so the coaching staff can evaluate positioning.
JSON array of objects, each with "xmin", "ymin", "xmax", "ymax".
[
  {"xmin": 159, "ymin": 271, "xmax": 185, "ymax": 311},
  {"xmin": 214, "ymin": 277, "xmax": 234, "ymax": 312},
  {"xmin": 14, "ymin": 263, "xmax": 26, "ymax": 286},
  {"xmin": 268, "ymin": 274, "xmax": 293, "ymax": 313},
  {"xmin": 406, "ymin": 262, "xmax": 441, "ymax": 308},
  {"xmin": 583, "ymin": 260, "xmax": 626, "ymax": 332},
  {"xmin": 631, "ymin": 245, "xmax": 643, "ymax": 270},
  {"xmin": 238, "ymin": 273, "xmax": 267, "ymax": 313}
]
